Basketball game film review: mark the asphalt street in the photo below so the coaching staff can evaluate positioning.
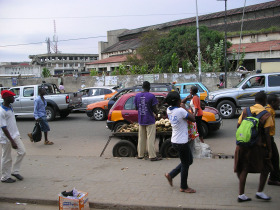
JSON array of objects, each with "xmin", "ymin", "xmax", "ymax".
[{"xmin": 15, "ymin": 112, "xmax": 280, "ymax": 158}]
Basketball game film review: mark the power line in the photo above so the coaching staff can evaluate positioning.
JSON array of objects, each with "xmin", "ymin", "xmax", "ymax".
[
  {"xmin": 0, "ymin": 36, "xmax": 107, "ymax": 48},
  {"xmin": 0, "ymin": 12, "xmax": 199, "ymax": 20}
]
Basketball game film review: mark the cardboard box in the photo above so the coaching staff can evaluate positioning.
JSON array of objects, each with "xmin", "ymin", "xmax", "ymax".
[{"xmin": 59, "ymin": 191, "xmax": 89, "ymax": 210}]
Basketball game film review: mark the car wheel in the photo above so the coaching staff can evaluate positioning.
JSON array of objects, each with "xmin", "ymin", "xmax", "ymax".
[
  {"xmin": 92, "ymin": 108, "xmax": 106, "ymax": 121},
  {"xmin": 217, "ymin": 100, "xmax": 236, "ymax": 119},
  {"xmin": 45, "ymin": 106, "xmax": 55, "ymax": 121},
  {"xmin": 114, "ymin": 122, "xmax": 128, "ymax": 132},
  {"xmin": 159, "ymin": 138, "xmax": 179, "ymax": 158},
  {"xmin": 201, "ymin": 121, "xmax": 208, "ymax": 138},
  {"xmin": 113, "ymin": 140, "xmax": 137, "ymax": 157}
]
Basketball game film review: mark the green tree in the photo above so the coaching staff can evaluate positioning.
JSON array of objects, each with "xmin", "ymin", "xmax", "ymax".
[
  {"xmin": 42, "ymin": 67, "xmax": 51, "ymax": 77},
  {"xmin": 90, "ymin": 69, "xmax": 98, "ymax": 76},
  {"xmin": 157, "ymin": 26, "xmax": 229, "ymax": 71},
  {"xmin": 126, "ymin": 30, "xmax": 161, "ymax": 70}
]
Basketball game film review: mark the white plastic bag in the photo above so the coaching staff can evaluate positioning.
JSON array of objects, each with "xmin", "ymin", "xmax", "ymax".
[{"xmin": 189, "ymin": 138, "xmax": 212, "ymax": 158}]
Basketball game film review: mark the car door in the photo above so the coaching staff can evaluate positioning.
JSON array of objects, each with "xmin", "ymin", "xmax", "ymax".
[
  {"xmin": 267, "ymin": 74, "xmax": 280, "ymax": 99},
  {"xmin": 20, "ymin": 87, "xmax": 35, "ymax": 113},
  {"xmin": 81, "ymin": 88, "xmax": 94, "ymax": 108},
  {"xmin": 89, "ymin": 88, "xmax": 104, "ymax": 104},
  {"xmin": 237, "ymin": 75, "xmax": 266, "ymax": 107},
  {"xmin": 121, "ymin": 96, "xmax": 138, "ymax": 123},
  {"xmin": 9, "ymin": 87, "xmax": 22, "ymax": 113}
]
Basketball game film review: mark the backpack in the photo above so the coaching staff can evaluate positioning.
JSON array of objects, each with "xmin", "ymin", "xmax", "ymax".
[
  {"xmin": 219, "ymin": 74, "xmax": 224, "ymax": 82},
  {"xmin": 236, "ymin": 107, "xmax": 267, "ymax": 146}
]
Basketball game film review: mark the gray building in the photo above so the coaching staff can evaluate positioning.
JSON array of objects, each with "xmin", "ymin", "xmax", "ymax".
[{"xmin": 29, "ymin": 53, "xmax": 98, "ymax": 76}]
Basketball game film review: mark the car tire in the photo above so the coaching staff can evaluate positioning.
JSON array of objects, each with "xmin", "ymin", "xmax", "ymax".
[
  {"xmin": 92, "ymin": 108, "xmax": 106, "ymax": 121},
  {"xmin": 159, "ymin": 138, "xmax": 179, "ymax": 158},
  {"xmin": 112, "ymin": 140, "xmax": 137, "ymax": 157},
  {"xmin": 217, "ymin": 100, "xmax": 236, "ymax": 119},
  {"xmin": 45, "ymin": 106, "xmax": 55, "ymax": 121},
  {"xmin": 201, "ymin": 121, "xmax": 208, "ymax": 138},
  {"xmin": 114, "ymin": 122, "xmax": 128, "ymax": 132}
]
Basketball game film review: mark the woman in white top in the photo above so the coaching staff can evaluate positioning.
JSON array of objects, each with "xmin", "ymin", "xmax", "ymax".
[
  {"xmin": 59, "ymin": 82, "xmax": 65, "ymax": 93},
  {"xmin": 164, "ymin": 91, "xmax": 196, "ymax": 193}
]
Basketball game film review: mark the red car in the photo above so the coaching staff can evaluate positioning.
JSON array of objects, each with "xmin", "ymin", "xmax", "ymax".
[{"xmin": 107, "ymin": 92, "xmax": 222, "ymax": 137}]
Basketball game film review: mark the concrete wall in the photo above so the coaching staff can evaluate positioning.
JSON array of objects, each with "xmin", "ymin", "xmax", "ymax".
[{"xmin": 0, "ymin": 72, "xmax": 247, "ymax": 92}]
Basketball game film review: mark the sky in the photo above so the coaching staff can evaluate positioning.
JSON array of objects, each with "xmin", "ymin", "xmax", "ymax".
[{"xmin": 0, "ymin": 0, "xmax": 273, "ymax": 62}]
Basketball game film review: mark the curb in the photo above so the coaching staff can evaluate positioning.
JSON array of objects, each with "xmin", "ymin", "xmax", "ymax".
[{"xmin": 0, "ymin": 197, "xmax": 211, "ymax": 210}]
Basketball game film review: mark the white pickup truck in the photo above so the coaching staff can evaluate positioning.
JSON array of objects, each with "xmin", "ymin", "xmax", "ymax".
[{"xmin": 0, "ymin": 83, "xmax": 82, "ymax": 121}]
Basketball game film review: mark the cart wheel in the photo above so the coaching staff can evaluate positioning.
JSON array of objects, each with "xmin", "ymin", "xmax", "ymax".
[
  {"xmin": 113, "ymin": 140, "xmax": 137, "ymax": 157},
  {"xmin": 159, "ymin": 139, "xmax": 179, "ymax": 158}
]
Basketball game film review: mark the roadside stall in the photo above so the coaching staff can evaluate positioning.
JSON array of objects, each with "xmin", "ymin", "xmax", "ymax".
[{"xmin": 100, "ymin": 119, "xmax": 177, "ymax": 158}]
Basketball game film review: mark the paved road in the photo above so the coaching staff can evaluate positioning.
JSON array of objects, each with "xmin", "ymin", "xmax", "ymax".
[
  {"xmin": 15, "ymin": 112, "xmax": 280, "ymax": 158},
  {"xmin": 0, "ymin": 112, "xmax": 279, "ymax": 210}
]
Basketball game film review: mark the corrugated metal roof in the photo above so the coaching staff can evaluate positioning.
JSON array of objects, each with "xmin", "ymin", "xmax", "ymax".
[
  {"xmin": 86, "ymin": 55, "xmax": 128, "ymax": 65},
  {"xmin": 102, "ymin": 38, "xmax": 141, "ymax": 53},
  {"xmin": 119, "ymin": 1, "xmax": 280, "ymax": 37},
  {"xmin": 211, "ymin": 15, "xmax": 280, "ymax": 32},
  {"xmin": 228, "ymin": 40, "xmax": 280, "ymax": 53}
]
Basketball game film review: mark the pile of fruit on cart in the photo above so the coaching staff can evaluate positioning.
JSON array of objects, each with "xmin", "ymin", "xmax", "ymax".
[{"xmin": 117, "ymin": 118, "xmax": 172, "ymax": 133}]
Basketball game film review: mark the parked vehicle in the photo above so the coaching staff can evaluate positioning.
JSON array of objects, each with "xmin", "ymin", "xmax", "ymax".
[
  {"xmin": 0, "ymin": 83, "xmax": 82, "ymax": 121},
  {"xmin": 78, "ymin": 86, "xmax": 117, "ymax": 110},
  {"xmin": 86, "ymin": 83, "xmax": 177, "ymax": 121},
  {"xmin": 208, "ymin": 72, "xmax": 280, "ymax": 119},
  {"xmin": 174, "ymin": 82, "xmax": 209, "ymax": 106},
  {"xmin": 106, "ymin": 92, "xmax": 222, "ymax": 138}
]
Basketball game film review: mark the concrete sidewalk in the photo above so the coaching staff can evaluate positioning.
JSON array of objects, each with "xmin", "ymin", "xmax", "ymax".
[{"xmin": 0, "ymin": 155, "xmax": 279, "ymax": 210}]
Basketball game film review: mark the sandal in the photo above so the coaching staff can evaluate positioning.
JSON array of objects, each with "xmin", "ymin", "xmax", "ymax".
[
  {"xmin": 44, "ymin": 141, "xmax": 54, "ymax": 145},
  {"xmin": 180, "ymin": 188, "xmax": 196, "ymax": 193}
]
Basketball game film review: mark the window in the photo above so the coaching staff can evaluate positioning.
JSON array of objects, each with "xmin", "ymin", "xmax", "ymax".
[
  {"xmin": 91, "ymin": 89, "xmax": 100, "ymax": 96},
  {"xmin": 23, "ymin": 87, "xmax": 34, "ymax": 97},
  {"xmin": 244, "ymin": 76, "xmax": 265, "ymax": 88},
  {"xmin": 124, "ymin": 96, "xmax": 136, "ymax": 110},
  {"xmin": 10, "ymin": 88, "xmax": 20, "ymax": 97},
  {"xmin": 268, "ymin": 75, "xmax": 280, "ymax": 87},
  {"xmin": 104, "ymin": 89, "xmax": 113, "ymax": 94},
  {"xmin": 81, "ymin": 89, "xmax": 89, "ymax": 96},
  {"xmin": 151, "ymin": 87, "xmax": 169, "ymax": 91},
  {"xmin": 195, "ymin": 84, "xmax": 204, "ymax": 92},
  {"xmin": 183, "ymin": 85, "xmax": 192, "ymax": 93}
]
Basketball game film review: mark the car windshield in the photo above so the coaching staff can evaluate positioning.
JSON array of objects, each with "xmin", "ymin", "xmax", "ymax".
[{"xmin": 233, "ymin": 76, "xmax": 249, "ymax": 88}]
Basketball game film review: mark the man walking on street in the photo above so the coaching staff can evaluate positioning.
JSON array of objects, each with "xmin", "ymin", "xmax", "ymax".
[
  {"xmin": 134, "ymin": 81, "xmax": 161, "ymax": 161},
  {"xmin": 28, "ymin": 87, "xmax": 53, "ymax": 145},
  {"xmin": 0, "ymin": 90, "xmax": 26, "ymax": 183},
  {"xmin": 234, "ymin": 91, "xmax": 273, "ymax": 202},
  {"xmin": 266, "ymin": 94, "xmax": 280, "ymax": 186}
]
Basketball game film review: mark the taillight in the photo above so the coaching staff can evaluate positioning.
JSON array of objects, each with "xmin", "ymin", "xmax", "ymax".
[
  {"xmin": 66, "ymin": 95, "xmax": 70, "ymax": 103},
  {"xmin": 108, "ymin": 111, "xmax": 112, "ymax": 120}
]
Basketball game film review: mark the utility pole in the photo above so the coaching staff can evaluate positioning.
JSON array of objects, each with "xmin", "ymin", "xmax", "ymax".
[
  {"xmin": 195, "ymin": 0, "xmax": 202, "ymax": 82},
  {"xmin": 218, "ymin": 0, "xmax": 228, "ymax": 88}
]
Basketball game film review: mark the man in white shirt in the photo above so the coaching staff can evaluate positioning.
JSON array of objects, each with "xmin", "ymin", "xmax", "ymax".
[{"xmin": 0, "ymin": 90, "xmax": 25, "ymax": 183}]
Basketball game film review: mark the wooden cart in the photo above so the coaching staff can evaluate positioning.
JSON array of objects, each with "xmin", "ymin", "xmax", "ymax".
[{"xmin": 100, "ymin": 131, "xmax": 178, "ymax": 158}]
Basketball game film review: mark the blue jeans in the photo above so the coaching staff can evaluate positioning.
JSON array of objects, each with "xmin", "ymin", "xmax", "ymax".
[{"xmin": 169, "ymin": 143, "xmax": 193, "ymax": 189}]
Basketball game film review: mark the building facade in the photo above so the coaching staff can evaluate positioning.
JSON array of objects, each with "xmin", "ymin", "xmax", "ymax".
[
  {"xmin": 29, "ymin": 53, "xmax": 98, "ymax": 76},
  {"xmin": 0, "ymin": 62, "xmax": 41, "ymax": 77}
]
